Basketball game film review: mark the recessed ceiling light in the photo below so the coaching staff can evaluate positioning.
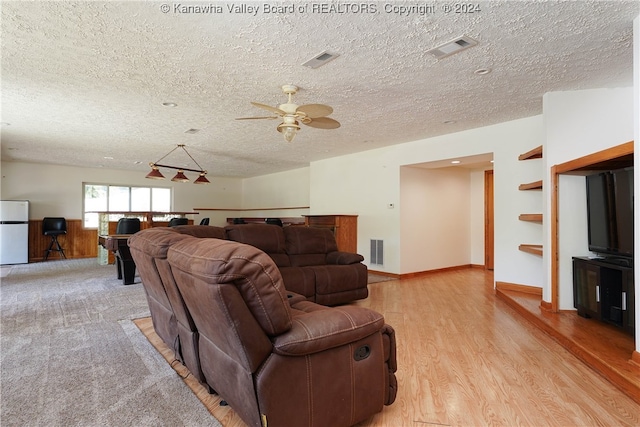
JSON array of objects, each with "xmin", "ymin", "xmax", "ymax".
[
  {"xmin": 162, "ymin": 102, "xmax": 178, "ymax": 107},
  {"xmin": 133, "ymin": 161, "xmax": 142, "ymax": 165},
  {"xmin": 451, "ymin": 160, "xmax": 461, "ymax": 164},
  {"xmin": 184, "ymin": 128, "xmax": 200, "ymax": 134},
  {"xmin": 474, "ymin": 68, "xmax": 492, "ymax": 75},
  {"xmin": 0, "ymin": 122, "xmax": 10, "ymax": 126},
  {"xmin": 103, "ymin": 156, "xmax": 114, "ymax": 160},
  {"xmin": 444, "ymin": 120, "xmax": 456, "ymax": 125}
]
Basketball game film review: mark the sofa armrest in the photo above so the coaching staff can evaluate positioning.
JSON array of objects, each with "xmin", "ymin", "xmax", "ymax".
[
  {"xmin": 285, "ymin": 291, "xmax": 308, "ymax": 305},
  {"xmin": 272, "ymin": 306, "xmax": 384, "ymax": 356},
  {"xmin": 326, "ymin": 251, "xmax": 364, "ymax": 265}
]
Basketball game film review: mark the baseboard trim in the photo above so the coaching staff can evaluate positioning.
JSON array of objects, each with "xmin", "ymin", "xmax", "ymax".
[
  {"xmin": 495, "ymin": 281, "xmax": 543, "ymax": 296},
  {"xmin": 540, "ymin": 300, "xmax": 553, "ymax": 312},
  {"xmin": 367, "ymin": 270, "xmax": 401, "ymax": 279},
  {"xmin": 399, "ymin": 264, "xmax": 476, "ymax": 279}
]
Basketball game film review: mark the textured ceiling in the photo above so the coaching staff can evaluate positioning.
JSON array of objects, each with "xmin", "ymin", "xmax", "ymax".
[{"xmin": 1, "ymin": 1, "xmax": 638, "ymax": 178}]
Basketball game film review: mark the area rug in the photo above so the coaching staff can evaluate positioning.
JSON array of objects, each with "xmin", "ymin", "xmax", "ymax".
[
  {"xmin": 133, "ymin": 317, "xmax": 246, "ymax": 426},
  {"xmin": 0, "ymin": 258, "xmax": 222, "ymax": 426}
]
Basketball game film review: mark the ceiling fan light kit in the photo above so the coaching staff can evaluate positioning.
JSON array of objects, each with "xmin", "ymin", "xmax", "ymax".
[
  {"xmin": 236, "ymin": 84, "xmax": 340, "ymax": 143},
  {"xmin": 145, "ymin": 144, "xmax": 210, "ymax": 184}
]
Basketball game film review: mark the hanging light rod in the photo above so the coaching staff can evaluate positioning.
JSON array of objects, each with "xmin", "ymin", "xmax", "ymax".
[{"xmin": 146, "ymin": 144, "xmax": 210, "ymax": 184}]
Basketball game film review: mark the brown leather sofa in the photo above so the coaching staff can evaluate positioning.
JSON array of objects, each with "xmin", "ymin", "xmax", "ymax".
[
  {"xmin": 167, "ymin": 236, "xmax": 397, "ymax": 427},
  {"xmin": 128, "ymin": 225, "xmax": 225, "ymax": 391},
  {"xmin": 225, "ymin": 224, "xmax": 368, "ymax": 305}
]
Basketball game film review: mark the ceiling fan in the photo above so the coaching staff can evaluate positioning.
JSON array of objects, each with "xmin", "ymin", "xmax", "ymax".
[{"xmin": 236, "ymin": 84, "xmax": 340, "ymax": 142}]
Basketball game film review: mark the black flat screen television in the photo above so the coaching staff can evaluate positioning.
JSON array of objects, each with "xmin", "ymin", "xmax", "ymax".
[{"xmin": 586, "ymin": 167, "xmax": 634, "ymax": 259}]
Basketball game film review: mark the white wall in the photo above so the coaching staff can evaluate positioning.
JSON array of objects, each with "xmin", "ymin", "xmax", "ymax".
[
  {"xmin": 239, "ymin": 167, "xmax": 310, "ymax": 219},
  {"xmin": 311, "ymin": 115, "xmax": 545, "ymax": 282},
  {"xmin": 399, "ymin": 166, "xmax": 471, "ymax": 273},
  {"xmin": 543, "ymin": 87, "xmax": 635, "ymax": 307},
  {"xmin": 557, "ymin": 174, "xmax": 589, "ymax": 309},
  {"xmin": 0, "ymin": 161, "xmax": 243, "ymax": 223}
]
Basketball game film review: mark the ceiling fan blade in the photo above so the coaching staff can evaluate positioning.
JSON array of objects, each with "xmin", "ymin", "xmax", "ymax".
[
  {"xmin": 251, "ymin": 102, "xmax": 286, "ymax": 115},
  {"xmin": 297, "ymin": 104, "xmax": 333, "ymax": 118},
  {"xmin": 304, "ymin": 117, "xmax": 341, "ymax": 129},
  {"xmin": 235, "ymin": 116, "xmax": 279, "ymax": 120}
]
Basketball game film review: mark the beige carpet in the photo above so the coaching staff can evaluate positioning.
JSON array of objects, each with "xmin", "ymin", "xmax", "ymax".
[{"xmin": 0, "ymin": 258, "xmax": 222, "ymax": 426}]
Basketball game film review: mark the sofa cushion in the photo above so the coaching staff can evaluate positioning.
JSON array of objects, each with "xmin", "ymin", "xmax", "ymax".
[
  {"xmin": 225, "ymin": 224, "xmax": 291, "ymax": 267},
  {"xmin": 284, "ymin": 226, "xmax": 338, "ymax": 255}
]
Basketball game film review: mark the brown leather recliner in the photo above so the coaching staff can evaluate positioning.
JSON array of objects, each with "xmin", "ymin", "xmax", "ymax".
[
  {"xmin": 225, "ymin": 224, "xmax": 368, "ymax": 305},
  {"xmin": 168, "ymin": 237, "xmax": 397, "ymax": 427},
  {"xmin": 283, "ymin": 226, "xmax": 368, "ymax": 305},
  {"xmin": 128, "ymin": 227, "xmax": 212, "ymax": 388}
]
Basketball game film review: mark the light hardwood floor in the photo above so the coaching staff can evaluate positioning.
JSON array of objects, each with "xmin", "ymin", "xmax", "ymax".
[{"xmin": 136, "ymin": 268, "xmax": 640, "ymax": 426}]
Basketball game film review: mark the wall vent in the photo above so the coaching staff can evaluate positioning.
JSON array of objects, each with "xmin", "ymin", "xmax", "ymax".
[
  {"xmin": 370, "ymin": 239, "xmax": 384, "ymax": 265},
  {"xmin": 426, "ymin": 35, "xmax": 478, "ymax": 60}
]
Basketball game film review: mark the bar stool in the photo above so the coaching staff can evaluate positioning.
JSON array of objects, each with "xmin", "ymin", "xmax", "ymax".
[
  {"xmin": 43, "ymin": 217, "xmax": 67, "ymax": 260},
  {"xmin": 114, "ymin": 218, "xmax": 141, "ymax": 283}
]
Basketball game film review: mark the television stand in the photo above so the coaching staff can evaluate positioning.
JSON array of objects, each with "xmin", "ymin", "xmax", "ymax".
[
  {"xmin": 598, "ymin": 257, "xmax": 632, "ymax": 268},
  {"xmin": 572, "ymin": 256, "xmax": 635, "ymax": 335}
]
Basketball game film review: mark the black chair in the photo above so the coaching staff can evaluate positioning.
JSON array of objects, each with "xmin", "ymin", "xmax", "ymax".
[
  {"xmin": 116, "ymin": 217, "xmax": 141, "ymax": 234},
  {"xmin": 233, "ymin": 218, "xmax": 246, "ymax": 224},
  {"xmin": 199, "ymin": 218, "xmax": 210, "ymax": 226},
  {"xmin": 43, "ymin": 217, "xmax": 67, "ymax": 260},
  {"xmin": 265, "ymin": 218, "xmax": 283, "ymax": 227},
  {"xmin": 114, "ymin": 218, "xmax": 141, "ymax": 282},
  {"xmin": 168, "ymin": 217, "xmax": 189, "ymax": 227}
]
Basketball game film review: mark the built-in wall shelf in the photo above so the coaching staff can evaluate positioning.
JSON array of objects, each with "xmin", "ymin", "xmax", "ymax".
[
  {"xmin": 519, "ymin": 244, "xmax": 543, "ymax": 256},
  {"xmin": 519, "ymin": 214, "xmax": 543, "ymax": 222},
  {"xmin": 518, "ymin": 145, "xmax": 543, "ymax": 161},
  {"xmin": 518, "ymin": 180, "xmax": 543, "ymax": 191},
  {"xmin": 518, "ymin": 147, "xmax": 544, "ymax": 259}
]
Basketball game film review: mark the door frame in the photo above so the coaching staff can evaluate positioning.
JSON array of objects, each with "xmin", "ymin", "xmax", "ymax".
[{"xmin": 484, "ymin": 169, "xmax": 494, "ymax": 270}]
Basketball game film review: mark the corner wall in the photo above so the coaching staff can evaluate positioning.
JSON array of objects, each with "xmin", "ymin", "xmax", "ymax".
[{"xmin": 310, "ymin": 115, "xmax": 545, "ymax": 284}]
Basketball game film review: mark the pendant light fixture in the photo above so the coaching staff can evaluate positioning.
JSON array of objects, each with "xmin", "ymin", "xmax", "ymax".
[{"xmin": 145, "ymin": 144, "xmax": 210, "ymax": 184}]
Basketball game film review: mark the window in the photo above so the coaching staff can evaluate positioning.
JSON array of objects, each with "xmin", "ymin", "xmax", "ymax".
[{"xmin": 83, "ymin": 184, "xmax": 171, "ymax": 228}]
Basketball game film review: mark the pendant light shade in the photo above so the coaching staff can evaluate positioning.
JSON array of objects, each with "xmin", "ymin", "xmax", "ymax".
[
  {"xmin": 145, "ymin": 165, "xmax": 165, "ymax": 180},
  {"xmin": 171, "ymin": 170, "xmax": 189, "ymax": 182},
  {"xmin": 194, "ymin": 173, "xmax": 211, "ymax": 184},
  {"xmin": 146, "ymin": 144, "xmax": 211, "ymax": 184}
]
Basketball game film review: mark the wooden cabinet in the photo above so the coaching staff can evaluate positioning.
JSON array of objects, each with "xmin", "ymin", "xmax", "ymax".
[
  {"xmin": 573, "ymin": 256, "xmax": 635, "ymax": 335},
  {"xmin": 304, "ymin": 215, "xmax": 358, "ymax": 253},
  {"xmin": 518, "ymin": 145, "xmax": 543, "ymax": 256}
]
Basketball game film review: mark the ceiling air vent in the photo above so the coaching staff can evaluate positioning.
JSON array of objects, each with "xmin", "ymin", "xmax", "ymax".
[
  {"xmin": 302, "ymin": 51, "xmax": 340, "ymax": 69},
  {"xmin": 427, "ymin": 35, "xmax": 478, "ymax": 60}
]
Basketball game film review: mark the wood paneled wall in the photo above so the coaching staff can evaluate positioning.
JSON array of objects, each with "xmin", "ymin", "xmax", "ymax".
[
  {"xmin": 29, "ymin": 219, "xmax": 98, "ymax": 262},
  {"xmin": 28, "ymin": 219, "xmax": 194, "ymax": 263}
]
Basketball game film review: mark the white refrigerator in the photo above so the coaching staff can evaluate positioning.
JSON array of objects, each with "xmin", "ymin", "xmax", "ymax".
[{"xmin": 0, "ymin": 200, "xmax": 29, "ymax": 265}]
